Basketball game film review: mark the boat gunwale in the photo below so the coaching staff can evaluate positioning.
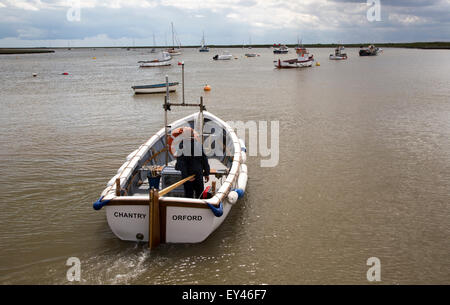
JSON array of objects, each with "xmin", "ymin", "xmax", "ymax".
[
  {"xmin": 100, "ymin": 111, "xmax": 243, "ymax": 207},
  {"xmin": 132, "ymin": 82, "xmax": 179, "ymax": 89}
]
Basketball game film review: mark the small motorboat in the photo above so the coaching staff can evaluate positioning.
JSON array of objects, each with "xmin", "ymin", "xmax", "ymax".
[
  {"xmin": 213, "ymin": 51, "xmax": 233, "ymax": 60},
  {"xmin": 273, "ymin": 44, "xmax": 289, "ymax": 54},
  {"xmin": 245, "ymin": 53, "xmax": 258, "ymax": 57},
  {"xmin": 139, "ymin": 51, "xmax": 172, "ymax": 67},
  {"xmin": 359, "ymin": 45, "xmax": 379, "ymax": 56},
  {"xmin": 132, "ymin": 82, "xmax": 179, "ymax": 94},
  {"xmin": 329, "ymin": 46, "xmax": 347, "ymax": 60},
  {"xmin": 93, "ymin": 80, "xmax": 248, "ymax": 248},
  {"xmin": 274, "ymin": 46, "xmax": 314, "ymax": 68}
]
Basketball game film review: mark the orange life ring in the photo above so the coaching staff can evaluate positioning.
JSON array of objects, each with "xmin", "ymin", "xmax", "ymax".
[{"xmin": 167, "ymin": 127, "xmax": 201, "ymax": 156}]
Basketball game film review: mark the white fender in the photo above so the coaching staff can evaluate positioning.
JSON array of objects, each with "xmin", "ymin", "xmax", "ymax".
[
  {"xmin": 240, "ymin": 164, "xmax": 247, "ymax": 174},
  {"xmin": 237, "ymin": 172, "xmax": 248, "ymax": 192},
  {"xmin": 239, "ymin": 138, "xmax": 246, "ymax": 152},
  {"xmin": 227, "ymin": 191, "xmax": 239, "ymax": 205},
  {"xmin": 241, "ymin": 151, "xmax": 247, "ymax": 164}
]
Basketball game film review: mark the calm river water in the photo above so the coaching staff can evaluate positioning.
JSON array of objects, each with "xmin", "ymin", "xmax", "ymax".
[{"xmin": 0, "ymin": 47, "xmax": 449, "ymax": 284}]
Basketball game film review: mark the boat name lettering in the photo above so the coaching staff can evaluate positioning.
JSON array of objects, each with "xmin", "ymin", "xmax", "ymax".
[
  {"xmin": 172, "ymin": 215, "xmax": 203, "ymax": 221},
  {"xmin": 113, "ymin": 212, "xmax": 146, "ymax": 219}
]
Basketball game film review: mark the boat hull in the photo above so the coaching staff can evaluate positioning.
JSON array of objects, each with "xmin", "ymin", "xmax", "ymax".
[
  {"xmin": 213, "ymin": 54, "xmax": 232, "ymax": 60},
  {"xmin": 329, "ymin": 55, "xmax": 347, "ymax": 60},
  {"xmin": 132, "ymin": 84, "xmax": 178, "ymax": 94},
  {"xmin": 105, "ymin": 192, "xmax": 235, "ymax": 243},
  {"xmin": 274, "ymin": 58, "xmax": 313, "ymax": 68},
  {"xmin": 96, "ymin": 112, "xmax": 248, "ymax": 245},
  {"xmin": 139, "ymin": 61, "xmax": 171, "ymax": 67},
  {"xmin": 359, "ymin": 49, "xmax": 378, "ymax": 56}
]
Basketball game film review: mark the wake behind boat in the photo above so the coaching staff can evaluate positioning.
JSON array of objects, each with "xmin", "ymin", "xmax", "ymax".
[
  {"xmin": 132, "ymin": 82, "xmax": 179, "ymax": 94},
  {"xmin": 94, "ymin": 77, "xmax": 248, "ymax": 249}
]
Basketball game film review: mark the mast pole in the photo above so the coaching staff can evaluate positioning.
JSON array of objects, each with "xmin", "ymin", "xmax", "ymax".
[
  {"xmin": 164, "ymin": 75, "xmax": 169, "ymax": 166},
  {"xmin": 200, "ymin": 96, "xmax": 204, "ymax": 146},
  {"xmin": 171, "ymin": 22, "xmax": 175, "ymax": 48},
  {"xmin": 182, "ymin": 62, "xmax": 185, "ymax": 105}
]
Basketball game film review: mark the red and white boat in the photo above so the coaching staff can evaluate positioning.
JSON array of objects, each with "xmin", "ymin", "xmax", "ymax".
[{"xmin": 274, "ymin": 46, "xmax": 314, "ymax": 68}]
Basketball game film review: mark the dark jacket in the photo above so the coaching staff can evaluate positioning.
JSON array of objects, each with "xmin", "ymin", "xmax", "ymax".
[{"xmin": 175, "ymin": 139, "xmax": 210, "ymax": 178}]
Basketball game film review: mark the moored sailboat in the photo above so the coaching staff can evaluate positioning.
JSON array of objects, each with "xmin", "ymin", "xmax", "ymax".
[
  {"xmin": 245, "ymin": 36, "xmax": 258, "ymax": 57},
  {"xmin": 199, "ymin": 32, "xmax": 209, "ymax": 52},
  {"xmin": 166, "ymin": 22, "xmax": 182, "ymax": 56}
]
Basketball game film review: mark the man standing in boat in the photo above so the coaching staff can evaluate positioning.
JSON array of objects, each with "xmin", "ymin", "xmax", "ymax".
[{"xmin": 173, "ymin": 127, "xmax": 210, "ymax": 198}]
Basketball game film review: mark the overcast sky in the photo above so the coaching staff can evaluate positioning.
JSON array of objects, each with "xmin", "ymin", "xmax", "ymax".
[{"xmin": 0, "ymin": 0, "xmax": 449, "ymax": 47}]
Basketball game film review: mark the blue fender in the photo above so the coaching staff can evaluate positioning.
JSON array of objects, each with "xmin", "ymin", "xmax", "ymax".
[
  {"xmin": 233, "ymin": 188, "xmax": 245, "ymax": 199},
  {"xmin": 93, "ymin": 196, "xmax": 111, "ymax": 210},
  {"xmin": 207, "ymin": 202, "xmax": 223, "ymax": 217}
]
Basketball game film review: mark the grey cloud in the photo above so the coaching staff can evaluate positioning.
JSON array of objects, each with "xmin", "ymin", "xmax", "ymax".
[{"xmin": 0, "ymin": 0, "xmax": 449, "ymax": 46}]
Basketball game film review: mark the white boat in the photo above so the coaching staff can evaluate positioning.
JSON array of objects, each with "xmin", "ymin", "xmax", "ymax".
[
  {"xmin": 139, "ymin": 51, "xmax": 172, "ymax": 67},
  {"xmin": 213, "ymin": 51, "xmax": 233, "ymax": 60},
  {"xmin": 273, "ymin": 44, "xmax": 289, "ymax": 54},
  {"xmin": 93, "ymin": 84, "xmax": 248, "ymax": 248},
  {"xmin": 199, "ymin": 31, "xmax": 209, "ymax": 52},
  {"xmin": 132, "ymin": 82, "xmax": 179, "ymax": 94},
  {"xmin": 359, "ymin": 44, "xmax": 379, "ymax": 56},
  {"xmin": 274, "ymin": 46, "xmax": 314, "ymax": 68},
  {"xmin": 166, "ymin": 22, "xmax": 182, "ymax": 56},
  {"xmin": 244, "ymin": 36, "xmax": 257, "ymax": 57},
  {"xmin": 329, "ymin": 46, "xmax": 347, "ymax": 60},
  {"xmin": 167, "ymin": 48, "xmax": 181, "ymax": 56},
  {"xmin": 150, "ymin": 33, "xmax": 157, "ymax": 53}
]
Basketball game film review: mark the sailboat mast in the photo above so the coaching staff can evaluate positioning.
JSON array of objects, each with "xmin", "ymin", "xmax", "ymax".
[{"xmin": 171, "ymin": 22, "xmax": 175, "ymax": 48}]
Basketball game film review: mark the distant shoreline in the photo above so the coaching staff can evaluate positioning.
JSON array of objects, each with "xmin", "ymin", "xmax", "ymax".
[
  {"xmin": 0, "ymin": 48, "xmax": 55, "ymax": 54},
  {"xmin": 1, "ymin": 42, "xmax": 449, "ymax": 54}
]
